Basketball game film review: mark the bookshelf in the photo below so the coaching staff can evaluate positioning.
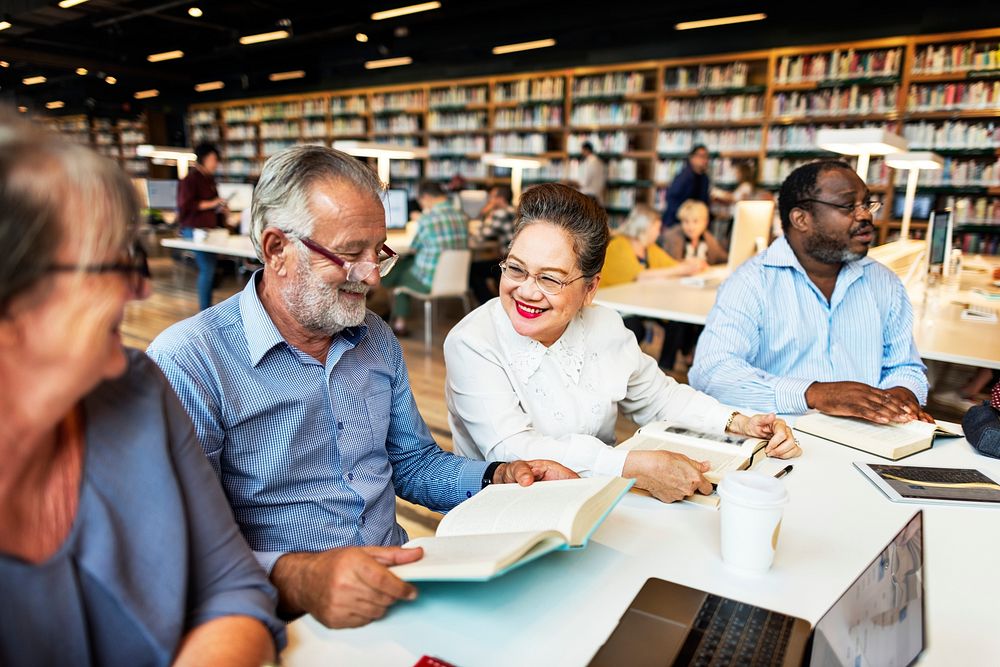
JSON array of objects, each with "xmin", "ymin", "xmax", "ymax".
[
  {"xmin": 45, "ymin": 113, "xmax": 150, "ymax": 177},
  {"xmin": 183, "ymin": 27, "xmax": 1000, "ymax": 248}
]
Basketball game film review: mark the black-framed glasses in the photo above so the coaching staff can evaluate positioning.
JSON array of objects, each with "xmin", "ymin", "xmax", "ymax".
[
  {"xmin": 795, "ymin": 198, "xmax": 882, "ymax": 216},
  {"xmin": 499, "ymin": 260, "xmax": 585, "ymax": 296},
  {"xmin": 47, "ymin": 240, "xmax": 150, "ymax": 294},
  {"xmin": 298, "ymin": 236, "xmax": 398, "ymax": 282}
]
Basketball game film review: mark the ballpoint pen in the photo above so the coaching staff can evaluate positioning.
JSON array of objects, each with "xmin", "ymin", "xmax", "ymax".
[{"xmin": 774, "ymin": 465, "xmax": 793, "ymax": 479}]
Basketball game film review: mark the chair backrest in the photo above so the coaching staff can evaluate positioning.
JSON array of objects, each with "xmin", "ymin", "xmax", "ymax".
[{"xmin": 430, "ymin": 249, "xmax": 472, "ymax": 296}]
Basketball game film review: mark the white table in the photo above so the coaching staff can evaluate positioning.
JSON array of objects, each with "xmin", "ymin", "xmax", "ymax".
[
  {"xmin": 160, "ymin": 229, "xmax": 416, "ymax": 260},
  {"xmin": 594, "ymin": 278, "xmax": 716, "ymax": 325},
  {"xmin": 282, "ymin": 430, "xmax": 1000, "ymax": 666}
]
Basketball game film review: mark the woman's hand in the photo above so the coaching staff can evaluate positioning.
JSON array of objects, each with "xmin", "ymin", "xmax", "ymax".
[
  {"xmin": 730, "ymin": 413, "xmax": 801, "ymax": 459},
  {"xmin": 678, "ymin": 257, "xmax": 708, "ymax": 276},
  {"xmin": 622, "ymin": 450, "xmax": 714, "ymax": 503}
]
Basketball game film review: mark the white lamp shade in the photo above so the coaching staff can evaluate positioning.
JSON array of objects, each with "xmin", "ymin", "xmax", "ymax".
[
  {"xmin": 481, "ymin": 153, "xmax": 548, "ymax": 169},
  {"xmin": 332, "ymin": 140, "xmax": 429, "ymax": 160},
  {"xmin": 884, "ymin": 151, "xmax": 944, "ymax": 170},
  {"xmin": 136, "ymin": 144, "xmax": 196, "ymax": 161},
  {"xmin": 815, "ymin": 128, "xmax": 907, "ymax": 156}
]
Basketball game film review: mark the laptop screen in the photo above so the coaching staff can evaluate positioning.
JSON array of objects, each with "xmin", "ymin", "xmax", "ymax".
[{"xmin": 811, "ymin": 512, "xmax": 924, "ymax": 667}]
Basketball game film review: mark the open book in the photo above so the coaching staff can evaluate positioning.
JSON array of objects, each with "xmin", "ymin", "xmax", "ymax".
[
  {"xmin": 794, "ymin": 413, "xmax": 963, "ymax": 461},
  {"xmin": 390, "ymin": 476, "xmax": 633, "ymax": 582},
  {"xmin": 617, "ymin": 422, "xmax": 768, "ymax": 508}
]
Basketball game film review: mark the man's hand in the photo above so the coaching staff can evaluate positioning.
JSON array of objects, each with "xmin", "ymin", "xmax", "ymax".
[
  {"xmin": 806, "ymin": 381, "xmax": 918, "ymax": 424},
  {"xmin": 730, "ymin": 413, "xmax": 802, "ymax": 459},
  {"xmin": 492, "ymin": 459, "xmax": 579, "ymax": 486},
  {"xmin": 622, "ymin": 450, "xmax": 713, "ymax": 503},
  {"xmin": 271, "ymin": 546, "xmax": 422, "ymax": 629},
  {"xmin": 885, "ymin": 386, "xmax": 935, "ymax": 423}
]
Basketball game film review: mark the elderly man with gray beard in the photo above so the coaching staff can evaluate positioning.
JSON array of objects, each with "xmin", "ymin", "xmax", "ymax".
[{"xmin": 148, "ymin": 145, "xmax": 574, "ymax": 630}]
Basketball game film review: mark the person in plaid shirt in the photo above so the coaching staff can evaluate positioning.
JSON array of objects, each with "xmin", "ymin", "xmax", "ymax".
[
  {"xmin": 469, "ymin": 185, "xmax": 516, "ymax": 305},
  {"xmin": 382, "ymin": 180, "xmax": 468, "ymax": 336}
]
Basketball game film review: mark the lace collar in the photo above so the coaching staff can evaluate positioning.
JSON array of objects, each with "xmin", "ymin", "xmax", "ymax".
[{"xmin": 492, "ymin": 301, "xmax": 587, "ymax": 386}]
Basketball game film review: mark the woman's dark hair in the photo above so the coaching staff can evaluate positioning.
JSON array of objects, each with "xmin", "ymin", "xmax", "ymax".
[
  {"xmin": 0, "ymin": 113, "xmax": 138, "ymax": 314},
  {"xmin": 194, "ymin": 142, "xmax": 220, "ymax": 164},
  {"xmin": 778, "ymin": 159, "xmax": 853, "ymax": 232},
  {"xmin": 512, "ymin": 183, "xmax": 610, "ymax": 279}
]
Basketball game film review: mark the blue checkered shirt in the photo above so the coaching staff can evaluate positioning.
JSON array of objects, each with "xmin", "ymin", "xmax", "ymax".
[{"xmin": 148, "ymin": 272, "xmax": 489, "ymax": 573}]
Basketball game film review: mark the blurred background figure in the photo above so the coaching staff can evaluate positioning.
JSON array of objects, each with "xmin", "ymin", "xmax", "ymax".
[
  {"xmin": 469, "ymin": 185, "xmax": 516, "ymax": 305},
  {"xmin": 176, "ymin": 142, "xmax": 228, "ymax": 310},
  {"xmin": 577, "ymin": 141, "xmax": 607, "ymax": 205},
  {"xmin": 661, "ymin": 144, "xmax": 710, "ymax": 230}
]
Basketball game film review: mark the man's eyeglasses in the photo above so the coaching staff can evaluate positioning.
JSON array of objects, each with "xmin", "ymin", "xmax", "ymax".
[
  {"xmin": 298, "ymin": 236, "xmax": 398, "ymax": 282},
  {"xmin": 499, "ymin": 261, "xmax": 585, "ymax": 296},
  {"xmin": 47, "ymin": 240, "xmax": 150, "ymax": 294},
  {"xmin": 795, "ymin": 198, "xmax": 882, "ymax": 217}
]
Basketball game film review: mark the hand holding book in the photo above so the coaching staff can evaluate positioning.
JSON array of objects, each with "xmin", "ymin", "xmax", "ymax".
[
  {"xmin": 805, "ymin": 381, "xmax": 934, "ymax": 424},
  {"xmin": 728, "ymin": 412, "xmax": 801, "ymax": 459}
]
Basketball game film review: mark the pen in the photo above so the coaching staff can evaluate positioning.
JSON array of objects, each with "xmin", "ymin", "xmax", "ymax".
[{"xmin": 774, "ymin": 465, "xmax": 793, "ymax": 479}]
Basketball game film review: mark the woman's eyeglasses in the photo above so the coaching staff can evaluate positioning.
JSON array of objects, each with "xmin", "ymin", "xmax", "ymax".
[
  {"xmin": 47, "ymin": 240, "xmax": 150, "ymax": 294},
  {"xmin": 499, "ymin": 261, "xmax": 585, "ymax": 296},
  {"xmin": 298, "ymin": 237, "xmax": 398, "ymax": 282}
]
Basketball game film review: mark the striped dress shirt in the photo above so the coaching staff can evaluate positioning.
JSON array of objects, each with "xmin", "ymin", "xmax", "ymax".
[
  {"xmin": 689, "ymin": 236, "xmax": 928, "ymax": 414},
  {"xmin": 148, "ymin": 272, "xmax": 488, "ymax": 574}
]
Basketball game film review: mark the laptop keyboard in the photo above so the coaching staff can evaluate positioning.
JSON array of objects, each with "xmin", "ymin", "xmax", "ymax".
[{"xmin": 672, "ymin": 594, "xmax": 796, "ymax": 667}]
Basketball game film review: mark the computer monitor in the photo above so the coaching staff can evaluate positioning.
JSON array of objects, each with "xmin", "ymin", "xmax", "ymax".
[
  {"xmin": 892, "ymin": 193, "xmax": 934, "ymax": 221},
  {"xmin": 383, "ymin": 189, "xmax": 409, "ymax": 230},
  {"xmin": 217, "ymin": 182, "xmax": 254, "ymax": 212},
  {"xmin": 147, "ymin": 179, "xmax": 178, "ymax": 210},
  {"xmin": 728, "ymin": 200, "xmax": 774, "ymax": 271},
  {"xmin": 927, "ymin": 208, "xmax": 954, "ymax": 269},
  {"xmin": 459, "ymin": 190, "xmax": 489, "ymax": 219}
]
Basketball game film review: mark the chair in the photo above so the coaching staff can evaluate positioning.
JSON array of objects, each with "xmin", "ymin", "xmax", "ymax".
[{"xmin": 393, "ymin": 248, "xmax": 474, "ymax": 349}]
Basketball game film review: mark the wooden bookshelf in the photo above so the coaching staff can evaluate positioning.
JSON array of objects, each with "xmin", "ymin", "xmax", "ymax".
[
  {"xmin": 184, "ymin": 27, "xmax": 1000, "ymax": 247},
  {"xmin": 45, "ymin": 113, "xmax": 150, "ymax": 177}
]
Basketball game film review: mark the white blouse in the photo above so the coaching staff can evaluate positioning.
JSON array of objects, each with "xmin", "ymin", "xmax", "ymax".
[{"xmin": 444, "ymin": 299, "xmax": 736, "ymax": 477}]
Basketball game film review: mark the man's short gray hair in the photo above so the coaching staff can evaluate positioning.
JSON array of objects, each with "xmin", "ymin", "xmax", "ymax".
[{"xmin": 250, "ymin": 145, "xmax": 385, "ymax": 259}]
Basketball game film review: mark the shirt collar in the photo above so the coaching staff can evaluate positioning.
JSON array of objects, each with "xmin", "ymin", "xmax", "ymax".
[
  {"xmin": 238, "ymin": 270, "xmax": 369, "ymax": 367},
  {"xmin": 493, "ymin": 300, "xmax": 587, "ymax": 385}
]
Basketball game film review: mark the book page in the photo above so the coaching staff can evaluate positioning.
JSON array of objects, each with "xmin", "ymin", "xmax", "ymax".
[
  {"xmin": 436, "ymin": 477, "xmax": 612, "ymax": 541},
  {"xmin": 618, "ymin": 423, "xmax": 760, "ymax": 474},
  {"xmin": 796, "ymin": 413, "xmax": 935, "ymax": 449},
  {"xmin": 389, "ymin": 532, "xmax": 564, "ymax": 581}
]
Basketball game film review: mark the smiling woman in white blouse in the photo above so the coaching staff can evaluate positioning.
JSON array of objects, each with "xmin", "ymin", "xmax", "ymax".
[{"xmin": 444, "ymin": 183, "xmax": 801, "ymax": 503}]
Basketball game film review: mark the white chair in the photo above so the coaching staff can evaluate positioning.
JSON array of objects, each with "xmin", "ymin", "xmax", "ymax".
[{"xmin": 393, "ymin": 248, "xmax": 474, "ymax": 349}]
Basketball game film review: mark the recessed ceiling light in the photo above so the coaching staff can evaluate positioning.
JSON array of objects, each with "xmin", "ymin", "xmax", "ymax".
[
  {"xmin": 105, "ymin": 75, "xmax": 117, "ymax": 84},
  {"xmin": 0, "ymin": 21, "xmax": 11, "ymax": 31},
  {"xmin": 674, "ymin": 13, "xmax": 767, "ymax": 30},
  {"xmin": 23, "ymin": 76, "xmax": 47, "ymax": 85},
  {"xmin": 371, "ymin": 2, "xmax": 441, "ymax": 21},
  {"xmin": 239, "ymin": 30, "xmax": 290, "ymax": 45},
  {"xmin": 134, "ymin": 89, "xmax": 160, "ymax": 99},
  {"xmin": 17, "ymin": 106, "xmax": 27, "ymax": 113},
  {"xmin": 356, "ymin": 32, "xmax": 369, "ymax": 42},
  {"xmin": 0, "ymin": 61, "xmax": 9, "ymax": 68},
  {"xmin": 364, "ymin": 56, "xmax": 412, "ymax": 69},
  {"xmin": 188, "ymin": 7, "xmax": 202, "ymax": 17},
  {"xmin": 46, "ymin": 101, "xmax": 65, "ymax": 109},
  {"xmin": 76, "ymin": 67, "xmax": 88, "ymax": 75},
  {"xmin": 57, "ymin": 0, "xmax": 89, "ymax": 7},
  {"xmin": 492, "ymin": 38, "xmax": 556, "ymax": 55},
  {"xmin": 147, "ymin": 50, "xmax": 184, "ymax": 62},
  {"xmin": 269, "ymin": 70, "xmax": 306, "ymax": 81},
  {"xmin": 194, "ymin": 80, "xmax": 225, "ymax": 92}
]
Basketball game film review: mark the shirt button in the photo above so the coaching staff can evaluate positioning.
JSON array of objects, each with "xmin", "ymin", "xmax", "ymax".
[
  {"xmin": 337, "ymin": 421, "xmax": 344, "ymax": 430},
  {"xmin": 360, "ymin": 515, "xmax": 366, "ymax": 525},
  {"xmin": 347, "ymin": 472, "xmax": 354, "ymax": 481},
  {"xmin": 466, "ymin": 491, "xmax": 472, "ymax": 498}
]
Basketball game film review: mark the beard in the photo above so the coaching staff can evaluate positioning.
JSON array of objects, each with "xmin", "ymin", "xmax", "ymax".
[
  {"xmin": 281, "ymin": 257, "xmax": 369, "ymax": 335},
  {"xmin": 804, "ymin": 220, "xmax": 873, "ymax": 264}
]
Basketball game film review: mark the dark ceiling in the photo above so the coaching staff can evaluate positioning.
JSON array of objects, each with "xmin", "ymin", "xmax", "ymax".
[{"xmin": 1, "ymin": 0, "xmax": 999, "ymax": 118}]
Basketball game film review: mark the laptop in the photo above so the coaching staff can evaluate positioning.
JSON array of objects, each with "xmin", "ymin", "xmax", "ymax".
[
  {"xmin": 681, "ymin": 199, "xmax": 774, "ymax": 288},
  {"xmin": 590, "ymin": 511, "xmax": 924, "ymax": 667}
]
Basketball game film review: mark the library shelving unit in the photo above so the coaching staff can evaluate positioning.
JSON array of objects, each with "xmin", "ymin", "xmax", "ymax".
[
  {"xmin": 184, "ymin": 26, "xmax": 1000, "ymax": 250},
  {"xmin": 44, "ymin": 113, "xmax": 151, "ymax": 177}
]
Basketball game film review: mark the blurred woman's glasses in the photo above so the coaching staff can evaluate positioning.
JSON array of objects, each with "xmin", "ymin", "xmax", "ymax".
[{"xmin": 47, "ymin": 240, "xmax": 150, "ymax": 294}]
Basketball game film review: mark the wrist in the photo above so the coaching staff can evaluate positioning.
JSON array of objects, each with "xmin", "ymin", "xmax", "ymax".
[
  {"xmin": 271, "ymin": 552, "xmax": 314, "ymax": 619},
  {"xmin": 804, "ymin": 381, "xmax": 820, "ymax": 409},
  {"xmin": 724, "ymin": 411, "xmax": 741, "ymax": 434},
  {"xmin": 484, "ymin": 461, "xmax": 504, "ymax": 487}
]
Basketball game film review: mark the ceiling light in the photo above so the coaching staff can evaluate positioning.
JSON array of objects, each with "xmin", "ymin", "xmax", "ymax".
[
  {"xmin": 46, "ymin": 101, "xmax": 65, "ymax": 110},
  {"xmin": 57, "ymin": 0, "xmax": 89, "ymax": 7},
  {"xmin": 239, "ymin": 30, "xmax": 290, "ymax": 45},
  {"xmin": 105, "ymin": 75, "xmax": 117, "ymax": 84},
  {"xmin": 675, "ymin": 13, "xmax": 767, "ymax": 30},
  {"xmin": 0, "ymin": 61, "xmax": 9, "ymax": 68},
  {"xmin": 194, "ymin": 80, "xmax": 225, "ymax": 92},
  {"xmin": 17, "ymin": 106, "xmax": 27, "ymax": 113},
  {"xmin": 269, "ymin": 70, "xmax": 305, "ymax": 81},
  {"xmin": 147, "ymin": 50, "xmax": 184, "ymax": 62},
  {"xmin": 371, "ymin": 2, "xmax": 441, "ymax": 21},
  {"xmin": 76, "ymin": 67, "xmax": 88, "ymax": 75},
  {"xmin": 134, "ymin": 89, "xmax": 160, "ymax": 99},
  {"xmin": 492, "ymin": 38, "xmax": 556, "ymax": 55},
  {"xmin": 0, "ymin": 21, "xmax": 11, "ymax": 31},
  {"xmin": 364, "ymin": 56, "xmax": 412, "ymax": 69},
  {"xmin": 137, "ymin": 144, "xmax": 196, "ymax": 161},
  {"xmin": 356, "ymin": 32, "xmax": 369, "ymax": 42},
  {"xmin": 23, "ymin": 76, "xmax": 47, "ymax": 85},
  {"xmin": 188, "ymin": 7, "xmax": 202, "ymax": 17}
]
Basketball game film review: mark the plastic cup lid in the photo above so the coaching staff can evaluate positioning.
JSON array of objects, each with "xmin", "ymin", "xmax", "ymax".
[{"xmin": 717, "ymin": 470, "xmax": 789, "ymax": 509}]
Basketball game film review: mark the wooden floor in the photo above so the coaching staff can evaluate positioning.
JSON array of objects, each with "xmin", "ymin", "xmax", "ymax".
[{"xmin": 126, "ymin": 254, "xmax": 971, "ymax": 537}]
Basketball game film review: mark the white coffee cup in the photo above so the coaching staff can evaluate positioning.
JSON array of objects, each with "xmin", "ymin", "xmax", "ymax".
[{"xmin": 717, "ymin": 471, "xmax": 789, "ymax": 573}]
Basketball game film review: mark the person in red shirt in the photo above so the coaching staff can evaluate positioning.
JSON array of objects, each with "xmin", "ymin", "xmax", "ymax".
[{"xmin": 177, "ymin": 143, "xmax": 228, "ymax": 310}]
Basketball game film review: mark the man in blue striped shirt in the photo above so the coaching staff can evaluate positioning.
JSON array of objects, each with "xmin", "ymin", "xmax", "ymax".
[
  {"xmin": 690, "ymin": 160, "xmax": 931, "ymax": 424},
  {"xmin": 149, "ymin": 146, "xmax": 573, "ymax": 630}
]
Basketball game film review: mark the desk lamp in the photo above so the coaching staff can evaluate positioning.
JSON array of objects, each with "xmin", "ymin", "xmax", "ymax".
[
  {"xmin": 884, "ymin": 152, "xmax": 944, "ymax": 240},
  {"xmin": 332, "ymin": 140, "xmax": 429, "ymax": 185},
  {"xmin": 481, "ymin": 153, "xmax": 548, "ymax": 203},
  {"xmin": 815, "ymin": 128, "xmax": 907, "ymax": 183}
]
